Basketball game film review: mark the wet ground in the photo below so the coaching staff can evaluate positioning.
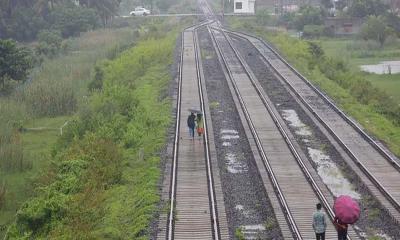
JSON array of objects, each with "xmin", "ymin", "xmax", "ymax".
[
  {"xmin": 230, "ymin": 33, "xmax": 400, "ymax": 239},
  {"xmin": 360, "ymin": 60, "xmax": 400, "ymax": 74},
  {"xmin": 198, "ymin": 27, "xmax": 283, "ymax": 239}
]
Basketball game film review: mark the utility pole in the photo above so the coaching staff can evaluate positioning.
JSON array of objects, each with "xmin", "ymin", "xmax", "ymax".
[{"xmin": 222, "ymin": 0, "xmax": 225, "ymax": 22}]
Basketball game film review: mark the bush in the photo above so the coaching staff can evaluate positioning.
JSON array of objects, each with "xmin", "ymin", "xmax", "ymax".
[
  {"xmin": 303, "ymin": 25, "xmax": 325, "ymax": 38},
  {"xmin": 49, "ymin": 5, "xmax": 99, "ymax": 38},
  {"xmin": 36, "ymin": 30, "xmax": 63, "ymax": 57},
  {"xmin": 17, "ymin": 80, "xmax": 77, "ymax": 117},
  {"xmin": 294, "ymin": 5, "xmax": 324, "ymax": 31}
]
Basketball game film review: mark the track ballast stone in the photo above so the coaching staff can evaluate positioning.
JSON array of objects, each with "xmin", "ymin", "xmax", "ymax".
[
  {"xmin": 198, "ymin": 27, "xmax": 283, "ymax": 240},
  {"xmin": 230, "ymin": 33, "xmax": 400, "ymax": 239}
]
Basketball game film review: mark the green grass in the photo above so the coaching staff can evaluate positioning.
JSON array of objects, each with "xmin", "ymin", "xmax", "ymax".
[
  {"xmin": 319, "ymin": 38, "xmax": 400, "ymax": 68},
  {"xmin": 6, "ymin": 19, "xmax": 183, "ymax": 239},
  {"xmin": 0, "ymin": 116, "xmax": 68, "ymax": 228},
  {"xmin": 319, "ymin": 38, "xmax": 400, "ymax": 105},
  {"xmin": 0, "ymin": 27, "xmax": 137, "ymax": 239},
  {"xmin": 364, "ymin": 73, "xmax": 400, "ymax": 105}
]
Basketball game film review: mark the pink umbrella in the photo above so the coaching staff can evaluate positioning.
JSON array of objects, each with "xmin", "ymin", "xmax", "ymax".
[{"xmin": 334, "ymin": 195, "xmax": 360, "ymax": 224}]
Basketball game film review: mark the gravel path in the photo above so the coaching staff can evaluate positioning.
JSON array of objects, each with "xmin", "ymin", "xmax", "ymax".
[
  {"xmin": 230, "ymin": 33, "xmax": 400, "ymax": 240},
  {"xmin": 198, "ymin": 27, "xmax": 283, "ymax": 240}
]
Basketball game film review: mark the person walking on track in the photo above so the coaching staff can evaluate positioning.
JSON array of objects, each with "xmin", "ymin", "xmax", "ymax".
[
  {"xmin": 312, "ymin": 203, "xmax": 326, "ymax": 240},
  {"xmin": 334, "ymin": 216, "xmax": 348, "ymax": 240},
  {"xmin": 187, "ymin": 112, "xmax": 196, "ymax": 140},
  {"xmin": 196, "ymin": 113, "xmax": 204, "ymax": 138}
]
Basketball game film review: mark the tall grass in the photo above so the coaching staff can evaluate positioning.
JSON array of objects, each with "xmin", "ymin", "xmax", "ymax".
[
  {"xmin": 7, "ymin": 25, "xmax": 179, "ymax": 239},
  {"xmin": 0, "ymin": 99, "xmax": 28, "ymax": 172},
  {"xmin": 14, "ymin": 28, "xmax": 136, "ymax": 117},
  {"xmin": 0, "ymin": 27, "xmax": 138, "ymax": 239}
]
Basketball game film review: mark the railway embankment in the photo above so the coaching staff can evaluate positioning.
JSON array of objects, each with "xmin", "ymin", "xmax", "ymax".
[{"xmin": 4, "ymin": 24, "xmax": 181, "ymax": 239}]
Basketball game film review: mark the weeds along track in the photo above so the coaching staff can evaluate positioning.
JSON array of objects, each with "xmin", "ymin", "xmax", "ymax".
[
  {"xmin": 157, "ymin": 22, "xmax": 229, "ymax": 240},
  {"xmin": 208, "ymin": 26, "xmax": 361, "ymax": 239},
  {"xmin": 225, "ymin": 30, "xmax": 400, "ymax": 225}
]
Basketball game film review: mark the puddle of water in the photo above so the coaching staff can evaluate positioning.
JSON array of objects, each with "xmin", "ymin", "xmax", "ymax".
[
  {"xmin": 235, "ymin": 204, "xmax": 252, "ymax": 218},
  {"xmin": 308, "ymin": 148, "xmax": 361, "ymax": 199},
  {"xmin": 222, "ymin": 142, "xmax": 232, "ymax": 147},
  {"xmin": 226, "ymin": 153, "xmax": 247, "ymax": 173},
  {"xmin": 221, "ymin": 135, "xmax": 240, "ymax": 140},
  {"xmin": 235, "ymin": 205, "xmax": 244, "ymax": 211},
  {"xmin": 221, "ymin": 129, "xmax": 239, "ymax": 134},
  {"xmin": 376, "ymin": 232, "xmax": 393, "ymax": 240},
  {"xmin": 281, "ymin": 109, "xmax": 312, "ymax": 136},
  {"xmin": 360, "ymin": 61, "xmax": 400, "ymax": 74},
  {"xmin": 242, "ymin": 224, "xmax": 265, "ymax": 231},
  {"xmin": 241, "ymin": 224, "xmax": 266, "ymax": 239},
  {"xmin": 356, "ymin": 226, "xmax": 392, "ymax": 240}
]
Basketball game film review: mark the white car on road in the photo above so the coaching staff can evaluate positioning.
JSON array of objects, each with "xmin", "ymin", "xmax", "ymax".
[{"xmin": 130, "ymin": 7, "xmax": 151, "ymax": 16}]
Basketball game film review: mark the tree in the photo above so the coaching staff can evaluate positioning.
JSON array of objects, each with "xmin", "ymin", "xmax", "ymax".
[
  {"xmin": 80, "ymin": 0, "xmax": 121, "ymax": 26},
  {"xmin": 359, "ymin": 16, "xmax": 389, "ymax": 46},
  {"xmin": 0, "ymin": 39, "xmax": 33, "ymax": 89},
  {"xmin": 294, "ymin": 6, "xmax": 324, "ymax": 31},
  {"xmin": 347, "ymin": 0, "xmax": 388, "ymax": 18},
  {"xmin": 321, "ymin": 0, "xmax": 333, "ymax": 9}
]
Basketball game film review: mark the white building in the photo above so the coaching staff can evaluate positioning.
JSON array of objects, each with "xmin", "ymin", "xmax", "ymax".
[{"xmin": 234, "ymin": 0, "xmax": 256, "ymax": 14}]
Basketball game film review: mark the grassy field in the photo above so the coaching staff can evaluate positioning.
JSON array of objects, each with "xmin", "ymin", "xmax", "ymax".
[
  {"xmin": 0, "ymin": 116, "xmax": 68, "ymax": 227},
  {"xmin": 319, "ymin": 38, "xmax": 400, "ymax": 104},
  {"xmin": 363, "ymin": 73, "xmax": 400, "ymax": 104},
  {"xmin": 0, "ymin": 27, "xmax": 137, "ymax": 238}
]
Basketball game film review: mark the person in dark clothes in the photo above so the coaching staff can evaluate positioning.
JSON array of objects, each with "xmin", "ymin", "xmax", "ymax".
[
  {"xmin": 334, "ymin": 216, "xmax": 348, "ymax": 240},
  {"xmin": 187, "ymin": 112, "xmax": 196, "ymax": 140}
]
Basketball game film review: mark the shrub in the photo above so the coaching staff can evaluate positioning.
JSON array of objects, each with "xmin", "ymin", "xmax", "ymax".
[
  {"xmin": 303, "ymin": 25, "xmax": 326, "ymax": 38},
  {"xmin": 49, "ymin": 5, "xmax": 99, "ymax": 38},
  {"xmin": 36, "ymin": 30, "xmax": 63, "ymax": 57}
]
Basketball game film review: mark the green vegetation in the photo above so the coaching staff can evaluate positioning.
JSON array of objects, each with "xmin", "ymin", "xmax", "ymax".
[
  {"xmin": 360, "ymin": 16, "xmax": 392, "ymax": 46},
  {"xmin": 0, "ymin": 40, "xmax": 33, "ymax": 91},
  {"xmin": 0, "ymin": 27, "xmax": 137, "ymax": 238},
  {"xmin": 227, "ymin": 18, "xmax": 400, "ymax": 158},
  {"xmin": 0, "ymin": 1, "xmax": 117, "ymax": 41},
  {"xmin": 235, "ymin": 227, "xmax": 245, "ymax": 240},
  {"xmin": 5, "ymin": 23, "xmax": 178, "ymax": 239},
  {"xmin": 318, "ymin": 37, "xmax": 400, "ymax": 105}
]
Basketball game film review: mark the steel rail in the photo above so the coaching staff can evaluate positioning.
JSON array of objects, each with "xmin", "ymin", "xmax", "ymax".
[
  {"xmin": 224, "ymin": 29, "xmax": 400, "ymax": 215},
  {"xmin": 193, "ymin": 27, "xmax": 221, "ymax": 240},
  {"xmin": 166, "ymin": 22, "xmax": 220, "ymax": 240},
  {"xmin": 208, "ymin": 26, "xmax": 303, "ymax": 239},
  {"xmin": 222, "ymin": 29, "xmax": 400, "ymax": 172},
  {"xmin": 166, "ymin": 28, "xmax": 184, "ymax": 240},
  {"xmin": 216, "ymin": 27, "xmax": 355, "ymax": 239}
]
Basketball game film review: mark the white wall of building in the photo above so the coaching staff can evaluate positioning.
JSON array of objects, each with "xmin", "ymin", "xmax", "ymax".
[{"xmin": 234, "ymin": 0, "xmax": 256, "ymax": 13}]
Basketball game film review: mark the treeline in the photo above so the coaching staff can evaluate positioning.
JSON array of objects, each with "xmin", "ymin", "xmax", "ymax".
[
  {"xmin": 0, "ymin": 0, "xmax": 121, "ymax": 41},
  {"xmin": 272, "ymin": 0, "xmax": 400, "ymax": 40}
]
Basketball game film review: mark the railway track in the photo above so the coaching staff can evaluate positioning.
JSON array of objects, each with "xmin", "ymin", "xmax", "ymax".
[
  {"xmin": 158, "ymin": 2, "xmax": 400, "ymax": 238},
  {"xmin": 224, "ymin": 29, "xmax": 400, "ymax": 225},
  {"xmin": 208, "ymin": 26, "xmax": 361, "ymax": 239},
  {"xmin": 156, "ymin": 23, "xmax": 229, "ymax": 240}
]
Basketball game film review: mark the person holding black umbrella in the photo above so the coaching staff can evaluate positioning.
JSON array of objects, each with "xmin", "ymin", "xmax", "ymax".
[{"xmin": 187, "ymin": 112, "xmax": 196, "ymax": 140}]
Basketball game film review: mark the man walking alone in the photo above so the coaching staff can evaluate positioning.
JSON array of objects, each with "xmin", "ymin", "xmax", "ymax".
[{"xmin": 313, "ymin": 203, "xmax": 326, "ymax": 240}]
